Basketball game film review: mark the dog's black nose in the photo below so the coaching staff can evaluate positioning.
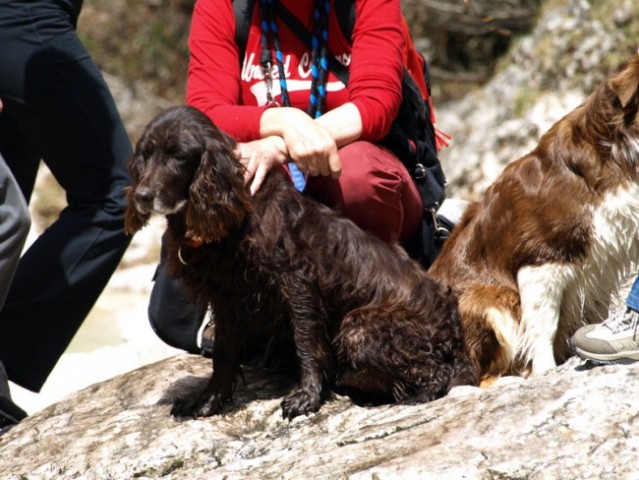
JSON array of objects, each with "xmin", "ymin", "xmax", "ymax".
[{"xmin": 134, "ymin": 188, "xmax": 154, "ymax": 210}]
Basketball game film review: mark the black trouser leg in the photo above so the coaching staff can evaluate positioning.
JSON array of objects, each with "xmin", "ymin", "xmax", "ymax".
[{"xmin": 0, "ymin": 0, "xmax": 133, "ymax": 391}]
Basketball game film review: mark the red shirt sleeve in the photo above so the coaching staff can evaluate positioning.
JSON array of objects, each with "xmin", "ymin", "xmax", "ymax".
[
  {"xmin": 186, "ymin": 0, "xmax": 269, "ymax": 141},
  {"xmin": 186, "ymin": 0, "xmax": 404, "ymax": 143},
  {"xmin": 347, "ymin": 0, "xmax": 403, "ymax": 141}
]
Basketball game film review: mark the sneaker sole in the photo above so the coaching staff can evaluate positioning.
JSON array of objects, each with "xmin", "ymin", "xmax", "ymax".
[{"xmin": 573, "ymin": 345, "xmax": 639, "ymax": 365}]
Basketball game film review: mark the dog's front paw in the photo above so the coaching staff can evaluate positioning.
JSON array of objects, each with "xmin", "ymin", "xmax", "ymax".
[
  {"xmin": 281, "ymin": 388, "xmax": 321, "ymax": 420},
  {"xmin": 171, "ymin": 392, "xmax": 225, "ymax": 418}
]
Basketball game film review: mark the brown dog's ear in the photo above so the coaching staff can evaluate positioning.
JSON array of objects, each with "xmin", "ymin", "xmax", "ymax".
[
  {"xmin": 123, "ymin": 185, "xmax": 150, "ymax": 234},
  {"xmin": 123, "ymin": 151, "xmax": 152, "ymax": 235},
  {"xmin": 610, "ymin": 55, "xmax": 639, "ymax": 109},
  {"xmin": 185, "ymin": 136, "xmax": 252, "ymax": 243}
]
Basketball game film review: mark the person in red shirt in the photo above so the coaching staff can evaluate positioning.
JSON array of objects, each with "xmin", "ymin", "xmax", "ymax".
[
  {"xmin": 148, "ymin": 0, "xmax": 423, "ymax": 354},
  {"xmin": 189, "ymin": 0, "xmax": 422, "ymax": 241}
]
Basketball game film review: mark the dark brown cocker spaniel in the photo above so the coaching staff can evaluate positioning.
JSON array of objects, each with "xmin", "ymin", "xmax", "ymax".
[{"xmin": 125, "ymin": 105, "xmax": 477, "ymax": 420}]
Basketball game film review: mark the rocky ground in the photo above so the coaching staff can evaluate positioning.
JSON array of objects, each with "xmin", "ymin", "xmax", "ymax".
[
  {"xmin": 12, "ymin": 0, "xmax": 639, "ymax": 422},
  {"xmin": 3, "ymin": 354, "xmax": 639, "ymax": 479}
]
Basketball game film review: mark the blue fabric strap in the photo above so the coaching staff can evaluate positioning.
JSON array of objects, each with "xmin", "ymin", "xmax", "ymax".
[
  {"xmin": 259, "ymin": 0, "xmax": 332, "ymax": 192},
  {"xmin": 288, "ymin": 163, "xmax": 307, "ymax": 191}
]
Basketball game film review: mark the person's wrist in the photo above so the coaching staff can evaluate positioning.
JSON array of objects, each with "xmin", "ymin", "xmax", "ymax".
[
  {"xmin": 266, "ymin": 136, "xmax": 288, "ymax": 165},
  {"xmin": 259, "ymin": 106, "xmax": 285, "ymax": 137},
  {"xmin": 260, "ymin": 107, "xmax": 306, "ymax": 137}
]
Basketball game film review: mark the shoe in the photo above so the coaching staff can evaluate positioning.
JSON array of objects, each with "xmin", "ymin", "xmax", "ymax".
[
  {"xmin": 571, "ymin": 308, "xmax": 639, "ymax": 364},
  {"xmin": 0, "ymin": 360, "xmax": 27, "ymax": 429},
  {"xmin": 197, "ymin": 312, "xmax": 215, "ymax": 358}
]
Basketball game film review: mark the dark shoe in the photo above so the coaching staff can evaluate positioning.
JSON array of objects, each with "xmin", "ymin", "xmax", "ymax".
[
  {"xmin": 0, "ymin": 396, "xmax": 27, "ymax": 429},
  {"xmin": 0, "ymin": 361, "xmax": 27, "ymax": 428}
]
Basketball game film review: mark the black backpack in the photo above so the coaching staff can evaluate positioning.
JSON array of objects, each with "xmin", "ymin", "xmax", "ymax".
[{"xmin": 232, "ymin": 0, "xmax": 449, "ymax": 268}]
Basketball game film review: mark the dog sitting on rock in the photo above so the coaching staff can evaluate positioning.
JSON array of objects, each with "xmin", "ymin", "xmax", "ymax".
[{"xmin": 124, "ymin": 105, "xmax": 478, "ymax": 419}]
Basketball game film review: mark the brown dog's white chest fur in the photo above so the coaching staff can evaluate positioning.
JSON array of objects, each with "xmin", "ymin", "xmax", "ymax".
[
  {"xmin": 517, "ymin": 184, "xmax": 639, "ymax": 373},
  {"xmin": 429, "ymin": 55, "xmax": 639, "ymax": 380}
]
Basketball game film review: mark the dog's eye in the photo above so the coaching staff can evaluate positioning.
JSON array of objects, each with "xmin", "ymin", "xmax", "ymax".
[
  {"xmin": 170, "ymin": 154, "xmax": 188, "ymax": 164},
  {"xmin": 166, "ymin": 154, "xmax": 192, "ymax": 172},
  {"xmin": 164, "ymin": 145, "xmax": 186, "ymax": 162}
]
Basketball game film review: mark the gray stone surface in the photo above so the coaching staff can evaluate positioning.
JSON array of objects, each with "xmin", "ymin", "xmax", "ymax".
[{"xmin": 1, "ymin": 354, "xmax": 638, "ymax": 479}]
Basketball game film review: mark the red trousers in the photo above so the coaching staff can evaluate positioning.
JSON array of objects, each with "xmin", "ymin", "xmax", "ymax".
[{"xmin": 305, "ymin": 141, "xmax": 423, "ymax": 244}]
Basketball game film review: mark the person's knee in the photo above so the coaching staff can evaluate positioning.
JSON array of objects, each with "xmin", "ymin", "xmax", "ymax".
[
  {"xmin": 148, "ymin": 261, "xmax": 205, "ymax": 353},
  {"xmin": 337, "ymin": 143, "xmax": 408, "ymax": 242}
]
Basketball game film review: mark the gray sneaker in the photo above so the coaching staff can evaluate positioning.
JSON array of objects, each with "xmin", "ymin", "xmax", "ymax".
[{"xmin": 571, "ymin": 308, "xmax": 639, "ymax": 364}]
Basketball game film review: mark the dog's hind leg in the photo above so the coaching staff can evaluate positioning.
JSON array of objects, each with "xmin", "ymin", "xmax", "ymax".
[
  {"xmin": 335, "ymin": 302, "xmax": 474, "ymax": 405},
  {"xmin": 517, "ymin": 263, "xmax": 575, "ymax": 375},
  {"xmin": 334, "ymin": 305, "xmax": 413, "ymax": 404}
]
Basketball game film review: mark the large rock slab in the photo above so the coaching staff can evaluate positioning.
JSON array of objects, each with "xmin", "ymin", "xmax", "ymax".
[{"xmin": 1, "ymin": 354, "xmax": 638, "ymax": 479}]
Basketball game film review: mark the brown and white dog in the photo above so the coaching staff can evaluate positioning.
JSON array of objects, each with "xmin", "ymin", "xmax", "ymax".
[{"xmin": 428, "ymin": 55, "xmax": 639, "ymax": 382}]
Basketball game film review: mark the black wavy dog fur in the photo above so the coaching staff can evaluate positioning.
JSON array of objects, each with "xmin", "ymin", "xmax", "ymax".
[{"xmin": 124, "ymin": 105, "xmax": 477, "ymax": 419}]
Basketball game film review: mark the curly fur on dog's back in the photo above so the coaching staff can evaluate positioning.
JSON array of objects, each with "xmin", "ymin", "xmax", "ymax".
[{"xmin": 125, "ymin": 105, "xmax": 477, "ymax": 419}]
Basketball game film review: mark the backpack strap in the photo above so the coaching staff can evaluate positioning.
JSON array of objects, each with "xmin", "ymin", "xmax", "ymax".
[
  {"xmin": 232, "ymin": 0, "xmax": 257, "ymax": 62},
  {"xmin": 334, "ymin": 0, "xmax": 355, "ymax": 44},
  {"xmin": 273, "ymin": 2, "xmax": 350, "ymax": 84}
]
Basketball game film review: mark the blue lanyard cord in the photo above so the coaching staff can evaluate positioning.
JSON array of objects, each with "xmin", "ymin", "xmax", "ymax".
[
  {"xmin": 308, "ymin": 0, "xmax": 330, "ymax": 119},
  {"xmin": 260, "ymin": 0, "xmax": 290, "ymax": 107},
  {"xmin": 259, "ymin": 0, "xmax": 331, "ymax": 191},
  {"xmin": 259, "ymin": 2, "xmax": 276, "ymax": 104},
  {"xmin": 260, "ymin": 0, "xmax": 305, "ymax": 190}
]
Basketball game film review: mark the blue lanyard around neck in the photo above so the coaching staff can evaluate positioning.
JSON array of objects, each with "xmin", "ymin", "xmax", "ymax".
[{"xmin": 259, "ymin": 0, "xmax": 331, "ymax": 192}]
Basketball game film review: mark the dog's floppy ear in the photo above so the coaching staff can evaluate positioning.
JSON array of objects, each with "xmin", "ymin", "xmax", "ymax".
[
  {"xmin": 609, "ymin": 55, "xmax": 639, "ymax": 109},
  {"xmin": 185, "ymin": 133, "xmax": 252, "ymax": 243},
  {"xmin": 123, "ymin": 153, "xmax": 151, "ymax": 235},
  {"xmin": 123, "ymin": 185, "xmax": 150, "ymax": 234}
]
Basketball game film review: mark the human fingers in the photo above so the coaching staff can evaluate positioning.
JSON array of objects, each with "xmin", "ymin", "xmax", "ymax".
[
  {"xmin": 238, "ymin": 149, "xmax": 256, "ymax": 185},
  {"xmin": 286, "ymin": 132, "xmax": 337, "ymax": 176},
  {"xmin": 305, "ymin": 157, "xmax": 322, "ymax": 177},
  {"xmin": 249, "ymin": 161, "xmax": 269, "ymax": 195},
  {"xmin": 328, "ymin": 151, "xmax": 342, "ymax": 178},
  {"xmin": 309, "ymin": 148, "xmax": 338, "ymax": 177}
]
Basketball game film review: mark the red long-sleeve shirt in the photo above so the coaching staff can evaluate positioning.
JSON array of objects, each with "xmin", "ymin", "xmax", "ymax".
[{"xmin": 186, "ymin": 0, "xmax": 404, "ymax": 142}]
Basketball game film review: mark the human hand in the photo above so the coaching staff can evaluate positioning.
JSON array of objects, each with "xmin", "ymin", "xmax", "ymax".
[
  {"xmin": 260, "ymin": 107, "xmax": 342, "ymax": 179},
  {"xmin": 236, "ymin": 136, "xmax": 288, "ymax": 194}
]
